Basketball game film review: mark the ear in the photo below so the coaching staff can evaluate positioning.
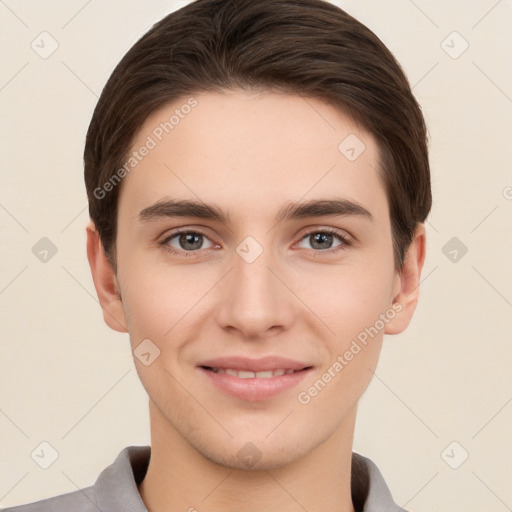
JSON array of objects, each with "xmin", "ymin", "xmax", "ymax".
[
  {"xmin": 86, "ymin": 220, "xmax": 128, "ymax": 333},
  {"xmin": 384, "ymin": 223, "xmax": 427, "ymax": 335}
]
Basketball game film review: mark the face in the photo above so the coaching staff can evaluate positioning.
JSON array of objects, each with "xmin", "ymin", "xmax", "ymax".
[{"xmin": 91, "ymin": 89, "xmax": 421, "ymax": 470}]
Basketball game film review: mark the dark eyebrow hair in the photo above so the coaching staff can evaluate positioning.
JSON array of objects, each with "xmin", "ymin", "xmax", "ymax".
[
  {"xmin": 275, "ymin": 198, "xmax": 372, "ymax": 223},
  {"xmin": 139, "ymin": 199, "xmax": 228, "ymax": 223},
  {"xmin": 138, "ymin": 198, "xmax": 373, "ymax": 224}
]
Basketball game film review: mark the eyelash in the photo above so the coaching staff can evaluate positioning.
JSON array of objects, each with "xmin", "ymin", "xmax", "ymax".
[{"xmin": 159, "ymin": 227, "xmax": 353, "ymax": 258}]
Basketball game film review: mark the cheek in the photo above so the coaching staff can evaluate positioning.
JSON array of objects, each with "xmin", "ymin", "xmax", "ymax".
[
  {"xmin": 121, "ymin": 279, "xmax": 185, "ymax": 344},
  {"xmin": 297, "ymin": 261, "xmax": 395, "ymax": 343},
  {"xmin": 310, "ymin": 338, "xmax": 383, "ymax": 420},
  {"xmin": 116, "ymin": 254, "xmax": 172, "ymax": 342},
  {"xmin": 298, "ymin": 271, "xmax": 389, "ymax": 413},
  {"xmin": 117, "ymin": 252, "xmax": 213, "ymax": 345},
  {"xmin": 317, "ymin": 265, "xmax": 394, "ymax": 403}
]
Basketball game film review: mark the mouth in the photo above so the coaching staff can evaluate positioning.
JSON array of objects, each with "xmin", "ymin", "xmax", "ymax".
[
  {"xmin": 201, "ymin": 366, "xmax": 310, "ymax": 378},
  {"xmin": 196, "ymin": 357, "xmax": 314, "ymax": 401}
]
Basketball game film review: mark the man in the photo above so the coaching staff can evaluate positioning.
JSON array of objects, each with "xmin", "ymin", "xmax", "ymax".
[{"xmin": 4, "ymin": 0, "xmax": 430, "ymax": 510}]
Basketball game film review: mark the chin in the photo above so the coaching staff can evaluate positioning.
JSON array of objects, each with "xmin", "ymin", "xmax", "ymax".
[
  {"xmin": 204, "ymin": 442, "xmax": 311, "ymax": 471},
  {"xmin": 186, "ymin": 427, "xmax": 325, "ymax": 472}
]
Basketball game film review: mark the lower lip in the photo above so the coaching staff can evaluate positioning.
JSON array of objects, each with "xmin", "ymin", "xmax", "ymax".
[{"xmin": 198, "ymin": 367, "xmax": 312, "ymax": 401}]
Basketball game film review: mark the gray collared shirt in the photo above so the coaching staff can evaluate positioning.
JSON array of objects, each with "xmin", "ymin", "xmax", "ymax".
[{"xmin": 2, "ymin": 446, "xmax": 408, "ymax": 512}]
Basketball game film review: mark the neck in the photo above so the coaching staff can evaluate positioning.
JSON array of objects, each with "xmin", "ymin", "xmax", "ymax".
[{"xmin": 138, "ymin": 401, "xmax": 357, "ymax": 512}]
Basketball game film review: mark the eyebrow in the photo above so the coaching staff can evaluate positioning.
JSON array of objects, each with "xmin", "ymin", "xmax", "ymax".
[{"xmin": 138, "ymin": 198, "xmax": 373, "ymax": 224}]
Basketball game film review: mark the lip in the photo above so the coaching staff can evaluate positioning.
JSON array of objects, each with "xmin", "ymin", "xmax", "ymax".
[{"xmin": 197, "ymin": 356, "xmax": 313, "ymax": 401}]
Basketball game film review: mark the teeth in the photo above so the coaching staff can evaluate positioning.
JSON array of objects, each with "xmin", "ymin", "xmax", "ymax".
[
  {"xmin": 238, "ymin": 370, "xmax": 256, "ymax": 379},
  {"xmin": 255, "ymin": 370, "xmax": 273, "ymax": 378},
  {"xmin": 209, "ymin": 368, "xmax": 296, "ymax": 378}
]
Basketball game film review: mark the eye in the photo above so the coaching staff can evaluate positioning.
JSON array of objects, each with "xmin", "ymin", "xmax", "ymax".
[
  {"xmin": 160, "ymin": 229, "xmax": 216, "ymax": 256},
  {"xmin": 159, "ymin": 227, "xmax": 353, "ymax": 258},
  {"xmin": 296, "ymin": 229, "xmax": 352, "ymax": 253}
]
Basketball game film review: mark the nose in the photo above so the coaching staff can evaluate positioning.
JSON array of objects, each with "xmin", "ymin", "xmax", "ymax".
[{"xmin": 215, "ymin": 240, "xmax": 296, "ymax": 340}]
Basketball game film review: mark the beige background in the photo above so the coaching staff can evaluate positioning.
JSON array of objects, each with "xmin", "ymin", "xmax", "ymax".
[{"xmin": 1, "ymin": 0, "xmax": 511, "ymax": 510}]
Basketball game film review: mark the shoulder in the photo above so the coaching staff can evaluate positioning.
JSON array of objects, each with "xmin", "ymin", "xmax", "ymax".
[
  {"xmin": 1, "ymin": 485, "xmax": 96, "ymax": 512},
  {"xmin": 352, "ymin": 452, "xmax": 410, "ymax": 512},
  {"xmin": 1, "ymin": 445, "xmax": 150, "ymax": 512}
]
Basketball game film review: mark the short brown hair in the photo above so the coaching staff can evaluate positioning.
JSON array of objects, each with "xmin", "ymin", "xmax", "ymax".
[{"xmin": 84, "ymin": 0, "xmax": 431, "ymax": 272}]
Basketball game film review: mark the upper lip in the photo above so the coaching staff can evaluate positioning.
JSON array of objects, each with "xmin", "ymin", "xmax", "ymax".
[{"xmin": 198, "ymin": 356, "xmax": 312, "ymax": 372}]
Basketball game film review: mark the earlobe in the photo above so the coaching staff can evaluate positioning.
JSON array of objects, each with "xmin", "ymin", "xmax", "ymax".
[
  {"xmin": 384, "ymin": 223, "xmax": 427, "ymax": 335},
  {"xmin": 86, "ymin": 220, "xmax": 128, "ymax": 333}
]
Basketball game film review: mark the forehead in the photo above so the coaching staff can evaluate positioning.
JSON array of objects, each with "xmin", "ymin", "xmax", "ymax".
[{"xmin": 119, "ymin": 89, "xmax": 387, "ymax": 223}]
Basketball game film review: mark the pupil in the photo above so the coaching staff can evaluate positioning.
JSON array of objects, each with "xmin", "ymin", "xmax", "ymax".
[
  {"xmin": 180, "ymin": 233, "xmax": 202, "ymax": 250},
  {"xmin": 312, "ymin": 232, "xmax": 332, "ymax": 250}
]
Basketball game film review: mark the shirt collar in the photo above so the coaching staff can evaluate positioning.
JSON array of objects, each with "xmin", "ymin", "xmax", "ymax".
[{"xmin": 93, "ymin": 445, "xmax": 407, "ymax": 512}]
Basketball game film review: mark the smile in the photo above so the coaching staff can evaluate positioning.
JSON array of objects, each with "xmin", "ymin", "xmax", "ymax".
[
  {"xmin": 203, "ymin": 367, "xmax": 298, "ymax": 378},
  {"xmin": 198, "ymin": 364, "xmax": 313, "ymax": 401}
]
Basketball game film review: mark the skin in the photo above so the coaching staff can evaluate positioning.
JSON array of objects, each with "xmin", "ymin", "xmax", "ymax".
[{"xmin": 87, "ymin": 89, "xmax": 426, "ymax": 512}]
